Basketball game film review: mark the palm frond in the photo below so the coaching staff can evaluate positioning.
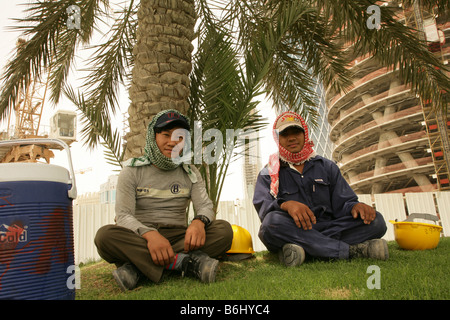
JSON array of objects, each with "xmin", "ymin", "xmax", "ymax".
[
  {"xmin": 313, "ymin": 0, "xmax": 449, "ymax": 111},
  {"xmin": 47, "ymin": 29, "xmax": 79, "ymax": 105},
  {"xmin": 189, "ymin": 25, "xmax": 267, "ymax": 207},
  {"xmin": 244, "ymin": 1, "xmax": 343, "ymax": 125},
  {"xmin": 402, "ymin": 0, "xmax": 449, "ymax": 13},
  {"xmin": 79, "ymin": 0, "xmax": 137, "ymax": 118},
  {"xmin": 64, "ymin": 85, "xmax": 123, "ymax": 168},
  {"xmin": 0, "ymin": 0, "xmax": 108, "ymax": 121}
]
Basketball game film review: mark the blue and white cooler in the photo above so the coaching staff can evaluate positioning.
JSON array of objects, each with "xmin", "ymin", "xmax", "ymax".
[{"xmin": 0, "ymin": 139, "xmax": 77, "ymax": 300}]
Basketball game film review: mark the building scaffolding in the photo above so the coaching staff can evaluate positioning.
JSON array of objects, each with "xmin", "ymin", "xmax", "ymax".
[
  {"xmin": 405, "ymin": 1, "xmax": 450, "ymax": 190},
  {"xmin": 326, "ymin": 0, "xmax": 449, "ymax": 194}
]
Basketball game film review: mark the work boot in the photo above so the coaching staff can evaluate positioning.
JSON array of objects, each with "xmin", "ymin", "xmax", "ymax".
[
  {"xmin": 279, "ymin": 243, "xmax": 306, "ymax": 267},
  {"xmin": 349, "ymin": 239, "xmax": 389, "ymax": 260},
  {"xmin": 112, "ymin": 262, "xmax": 140, "ymax": 291},
  {"xmin": 182, "ymin": 251, "xmax": 219, "ymax": 283}
]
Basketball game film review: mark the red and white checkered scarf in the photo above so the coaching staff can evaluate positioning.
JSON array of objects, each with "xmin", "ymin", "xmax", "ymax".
[{"xmin": 268, "ymin": 112, "xmax": 316, "ymax": 198}]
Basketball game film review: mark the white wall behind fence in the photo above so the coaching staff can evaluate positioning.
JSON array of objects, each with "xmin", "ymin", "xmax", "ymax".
[{"xmin": 73, "ymin": 191, "xmax": 450, "ymax": 265}]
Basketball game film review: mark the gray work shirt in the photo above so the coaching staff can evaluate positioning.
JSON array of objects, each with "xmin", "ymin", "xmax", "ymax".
[{"xmin": 115, "ymin": 164, "xmax": 215, "ymax": 236}]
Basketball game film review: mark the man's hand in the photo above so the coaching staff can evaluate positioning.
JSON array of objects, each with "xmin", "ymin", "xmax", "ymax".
[
  {"xmin": 351, "ymin": 202, "xmax": 376, "ymax": 224},
  {"xmin": 184, "ymin": 219, "xmax": 206, "ymax": 252},
  {"xmin": 280, "ymin": 200, "xmax": 316, "ymax": 230},
  {"xmin": 142, "ymin": 231, "xmax": 175, "ymax": 266}
]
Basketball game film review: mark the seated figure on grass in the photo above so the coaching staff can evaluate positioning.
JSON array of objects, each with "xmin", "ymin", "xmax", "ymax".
[
  {"xmin": 95, "ymin": 109, "xmax": 233, "ymax": 291},
  {"xmin": 253, "ymin": 111, "xmax": 388, "ymax": 267}
]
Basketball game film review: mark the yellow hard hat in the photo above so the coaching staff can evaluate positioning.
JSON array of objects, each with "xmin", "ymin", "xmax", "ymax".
[
  {"xmin": 390, "ymin": 216, "xmax": 442, "ymax": 250},
  {"xmin": 227, "ymin": 224, "xmax": 255, "ymax": 254}
]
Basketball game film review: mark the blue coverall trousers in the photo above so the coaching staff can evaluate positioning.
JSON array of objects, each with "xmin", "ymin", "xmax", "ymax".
[{"xmin": 259, "ymin": 210, "xmax": 387, "ymax": 259}]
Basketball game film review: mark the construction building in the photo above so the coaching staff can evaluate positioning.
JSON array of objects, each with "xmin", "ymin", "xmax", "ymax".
[
  {"xmin": 326, "ymin": 1, "xmax": 449, "ymax": 194},
  {"xmin": 308, "ymin": 81, "xmax": 335, "ymax": 160},
  {"xmin": 242, "ymin": 126, "xmax": 263, "ymax": 199}
]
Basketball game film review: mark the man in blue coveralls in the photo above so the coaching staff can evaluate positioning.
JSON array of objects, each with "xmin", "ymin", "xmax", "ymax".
[{"xmin": 253, "ymin": 111, "xmax": 388, "ymax": 267}]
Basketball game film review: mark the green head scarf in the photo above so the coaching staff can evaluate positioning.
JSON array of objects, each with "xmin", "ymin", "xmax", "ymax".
[{"xmin": 123, "ymin": 109, "xmax": 197, "ymax": 183}]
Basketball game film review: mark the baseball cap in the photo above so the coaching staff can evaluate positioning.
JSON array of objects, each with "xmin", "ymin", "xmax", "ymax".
[
  {"xmin": 274, "ymin": 111, "xmax": 304, "ymax": 133},
  {"xmin": 154, "ymin": 111, "xmax": 190, "ymax": 130}
]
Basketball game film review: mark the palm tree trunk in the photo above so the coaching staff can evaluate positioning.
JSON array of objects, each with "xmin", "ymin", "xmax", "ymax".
[{"xmin": 124, "ymin": 0, "xmax": 196, "ymax": 159}]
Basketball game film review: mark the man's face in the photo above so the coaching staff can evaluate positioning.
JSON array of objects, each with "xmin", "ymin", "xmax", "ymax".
[
  {"xmin": 278, "ymin": 127, "xmax": 305, "ymax": 153},
  {"xmin": 155, "ymin": 126, "xmax": 186, "ymax": 158}
]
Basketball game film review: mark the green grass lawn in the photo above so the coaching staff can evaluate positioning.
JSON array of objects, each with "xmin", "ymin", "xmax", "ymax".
[{"xmin": 76, "ymin": 237, "xmax": 450, "ymax": 300}]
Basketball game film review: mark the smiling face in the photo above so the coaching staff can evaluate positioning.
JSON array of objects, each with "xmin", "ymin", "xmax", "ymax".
[
  {"xmin": 278, "ymin": 126, "xmax": 305, "ymax": 153},
  {"xmin": 155, "ymin": 126, "xmax": 186, "ymax": 158}
]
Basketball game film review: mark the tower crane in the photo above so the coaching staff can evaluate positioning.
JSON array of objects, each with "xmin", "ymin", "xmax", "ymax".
[{"xmin": 0, "ymin": 38, "xmax": 77, "ymax": 164}]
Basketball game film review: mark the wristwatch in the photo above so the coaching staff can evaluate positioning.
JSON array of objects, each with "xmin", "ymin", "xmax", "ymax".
[{"xmin": 193, "ymin": 215, "xmax": 210, "ymax": 228}]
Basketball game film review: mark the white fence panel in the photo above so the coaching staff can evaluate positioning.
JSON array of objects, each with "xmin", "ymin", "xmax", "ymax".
[
  {"xmin": 405, "ymin": 192, "xmax": 438, "ymax": 224},
  {"xmin": 73, "ymin": 194, "xmax": 115, "ymax": 264},
  {"xmin": 435, "ymin": 192, "xmax": 450, "ymax": 237},
  {"xmin": 216, "ymin": 200, "xmax": 237, "ymax": 224},
  {"xmin": 374, "ymin": 193, "xmax": 407, "ymax": 241},
  {"xmin": 73, "ymin": 191, "xmax": 450, "ymax": 264},
  {"xmin": 237, "ymin": 199, "xmax": 265, "ymax": 252},
  {"xmin": 357, "ymin": 194, "xmax": 373, "ymax": 206},
  {"xmin": 216, "ymin": 199, "xmax": 266, "ymax": 252}
]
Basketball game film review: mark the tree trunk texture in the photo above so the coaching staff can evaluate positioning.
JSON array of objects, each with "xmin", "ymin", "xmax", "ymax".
[{"xmin": 124, "ymin": 0, "xmax": 196, "ymax": 159}]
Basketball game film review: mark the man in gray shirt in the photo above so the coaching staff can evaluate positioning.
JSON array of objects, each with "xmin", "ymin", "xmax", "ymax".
[{"xmin": 95, "ymin": 110, "xmax": 233, "ymax": 291}]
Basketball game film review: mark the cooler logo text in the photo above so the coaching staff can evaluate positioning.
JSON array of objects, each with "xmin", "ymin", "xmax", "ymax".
[{"xmin": 0, "ymin": 223, "xmax": 28, "ymax": 248}]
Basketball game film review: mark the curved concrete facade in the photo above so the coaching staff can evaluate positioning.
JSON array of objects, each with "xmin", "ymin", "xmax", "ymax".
[{"xmin": 326, "ymin": 3, "xmax": 449, "ymax": 194}]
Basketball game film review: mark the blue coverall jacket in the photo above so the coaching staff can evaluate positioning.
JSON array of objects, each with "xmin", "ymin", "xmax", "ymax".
[{"xmin": 253, "ymin": 156, "xmax": 387, "ymax": 259}]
